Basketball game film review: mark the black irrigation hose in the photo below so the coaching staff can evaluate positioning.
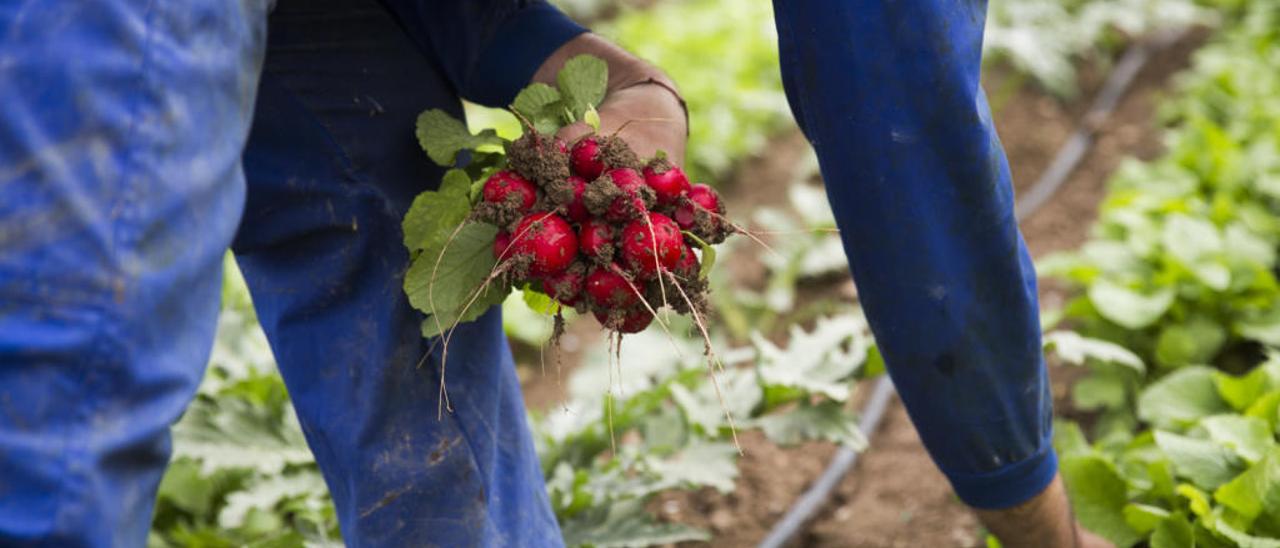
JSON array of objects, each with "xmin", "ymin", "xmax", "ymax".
[{"xmin": 758, "ymin": 27, "xmax": 1191, "ymax": 548}]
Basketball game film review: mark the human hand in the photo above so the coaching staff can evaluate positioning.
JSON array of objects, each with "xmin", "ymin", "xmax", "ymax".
[{"xmin": 533, "ymin": 34, "xmax": 688, "ymax": 167}]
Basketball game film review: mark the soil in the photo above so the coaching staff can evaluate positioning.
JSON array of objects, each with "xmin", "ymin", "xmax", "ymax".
[{"xmin": 517, "ymin": 30, "xmax": 1208, "ymax": 548}]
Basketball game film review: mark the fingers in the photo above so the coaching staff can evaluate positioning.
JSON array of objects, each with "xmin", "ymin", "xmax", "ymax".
[{"xmin": 552, "ymin": 84, "xmax": 687, "ymax": 169}]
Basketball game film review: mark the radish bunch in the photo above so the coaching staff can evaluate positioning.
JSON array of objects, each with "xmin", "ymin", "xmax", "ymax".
[
  {"xmin": 477, "ymin": 132, "xmax": 730, "ymax": 333},
  {"xmin": 405, "ymin": 54, "xmax": 732, "ymax": 339}
]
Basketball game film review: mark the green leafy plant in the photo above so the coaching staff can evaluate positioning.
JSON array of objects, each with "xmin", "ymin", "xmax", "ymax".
[
  {"xmin": 1043, "ymin": 5, "xmax": 1280, "ymax": 545},
  {"xmin": 534, "ymin": 313, "xmax": 875, "ymax": 546},
  {"xmin": 985, "ymin": 0, "xmax": 1211, "ymax": 96},
  {"xmin": 1041, "ymin": 3, "xmax": 1280, "ymax": 375},
  {"xmin": 1057, "ymin": 353, "xmax": 1280, "ymax": 547}
]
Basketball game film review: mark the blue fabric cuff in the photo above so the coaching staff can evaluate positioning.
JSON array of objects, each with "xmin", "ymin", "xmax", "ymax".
[
  {"xmin": 467, "ymin": 3, "xmax": 588, "ymax": 107},
  {"xmin": 943, "ymin": 438, "xmax": 1059, "ymax": 510}
]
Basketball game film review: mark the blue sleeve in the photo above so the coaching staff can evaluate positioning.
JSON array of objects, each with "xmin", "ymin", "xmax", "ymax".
[
  {"xmin": 378, "ymin": 0, "xmax": 587, "ymax": 107},
  {"xmin": 771, "ymin": 1, "xmax": 1057, "ymax": 509}
]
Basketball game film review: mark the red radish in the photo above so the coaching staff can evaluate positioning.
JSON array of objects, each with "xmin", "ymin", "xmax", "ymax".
[
  {"xmin": 510, "ymin": 213, "xmax": 578, "ymax": 276},
  {"xmin": 570, "ymin": 137, "xmax": 604, "ymax": 180},
  {"xmin": 602, "ymin": 168, "xmax": 651, "ymax": 222},
  {"xmin": 482, "ymin": 170, "xmax": 537, "ymax": 211},
  {"xmin": 555, "ymin": 138, "xmax": 569, "ymax": 155},
  {"xmin": 585, "ymin": 267, "xmax": 638, "ymax": 309},
  {"xmin": 542, "ymin": 265, "xmax": 585, "ymax": 306},
  {"xmin": 674, "ymin": 183, "xmax": 723, "ymax": 230},
  {"xmin": 617, "ymin": 308, "xmax": 653, "ymax": 333},
  {"xmin": 566, "ymin": 175, "xmax": 590, "ymax": 222},
  {"xmin": 493, "ymin": 231, "xmax": 514, "ymax": 261},
  {"xmin": 673, "ymin": 243, "xmax": 699, "ymax": 280},
  {"xmin": 643, "ymin": 159, "xmax": 691, "ymax": 206},
  {"xmin": 620, "ymin": 212, "xmax": 683, "ymax": 279},
  {"xmin": 594, "ymin": 307, "xmax": 653, "ymax": 333},
  {"xmin": 578, "ymin": 218, "xmax": 616, "ymax": 264}
]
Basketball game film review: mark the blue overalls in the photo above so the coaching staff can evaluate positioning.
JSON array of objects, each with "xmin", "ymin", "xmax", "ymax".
[{"xmin": 0, "ymin": 0, "xmax": 1052, "ymax": 545}]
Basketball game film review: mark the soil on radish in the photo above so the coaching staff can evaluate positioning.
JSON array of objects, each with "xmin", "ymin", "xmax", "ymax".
[{"xmin": 506, "ymin": 132, "xmax": 571, "ymax": 191}]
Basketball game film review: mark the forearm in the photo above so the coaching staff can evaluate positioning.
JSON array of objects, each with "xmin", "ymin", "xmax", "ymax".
[
  {"xmin": 975, "ymin": 476, "xmax": 1082, "ymax": 547},
  {"xmin": 771, "ymin": 0, "xmax": 1055, "ymax": 507}
]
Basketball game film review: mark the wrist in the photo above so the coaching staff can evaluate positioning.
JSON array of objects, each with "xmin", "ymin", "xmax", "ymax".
[
  {"xmin": 973, "ymin": 475, "xmax": 1082, "ymax": 548},
  {"xmin": 615, "ymin": 77, "xmax": 688, "ymax": 137}
]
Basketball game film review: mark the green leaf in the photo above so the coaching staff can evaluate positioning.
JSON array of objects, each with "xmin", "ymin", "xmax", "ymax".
[
  {"xmin": 1246, "ymin": 392, "xmax": 1280, "ymax": 433},
  {"xmin": 402, "ymin": 169, "xmax": 472, "ymax": 254},
  {"xmin": 669, "ymin": 368, "xmax": 761, "ymax": 434},
  {"xmin": 1214, "ymin": 448, "xmax": 1280, "ymax": 524},
  {"xmin": 1148, "ymin": 458, "xmax": 1177, "ymax": 500},
  {"xmin": 510, "ymin": 83, "xmax": 564, "ymax": 135},
  {"xmin": 862, "ymin": 344, "xmax": 886, "ymax": 378},
  {"xmin": 644, "ymin": 442, "xmax": 740, "ymax": 493},
  {"xmin": 1178, "ymin": 483, "xmax": 1213, "ymax": 518},
  {"xmin": 556, "ymin": 55, "xmax": 608, "ymax": 122},
  {"xmin": 1053, "ymin": 420, "xmax": 1091, "ymax": 457},
  {"xmin": 1238, "ymin": 315, "xmax": 1280, "ymax": 346},
  {"xmin": 1124, "ymin": 503, "xmax": 1170, "ymax": 534},
  {"xmin": 683, "ymin": 231, "xmax": 717, "ymax": 280},
  {"xmin": 1043, "ymin": 330, "xmax": 1145, "ymax": 373},
  {"xmin": 559, "ymin": 499, "xmax": 710, "ymax": 548},
  {"xmin": 1162, "ymin": 214, "xmax": 1226, "ymax": 286},
  {"xmin": 1155, "ymin": 431, "xmax": 1243, "ymax": 490},
  {"xmin": 639, "ymin": 404, "xmax": 689, "ymax": 452},
  {"xmin": 1088, "ymin": 279, "xmax": 1175, "ymax": 329},
  {"xmin": 522, "ymin": 285, "xmax": 561, "ymax": 316},
  {"xmin": 156, "ymin": 459, "xmax": 219, "ymax": 517},
  {"xmin": 1073, "ymin": 372, "xmax": 1130, "ymax": 411},
  {"xmin": 1156, "ymin": 214, "xmax": 1233, "ymax": 289},
  {"xmin": 218, "ymin": 471, "xmax": 327, "ymax": 529},
  {"xmin": 753, "ymin": 315, "xmax": 870, "ymax": 402},
  {"xmin": 1151, "ymin": 514, "xmax": 1195, "ymax": 548},
  {"xmin": 751, "ymin": 401, "xmax": 867, "ymax": 449},
  {"xmin": 583, "ymin": 105, "xmax": 601, "ymax": 131},
  {"xmin": 1202, "ymin": 415, "xmax": 1274, "ymax": 464},
  {"xmin": 1219, "ymin": 366, "xmax": 1280, "ymax": 412},
  {"xmin": 502, "ymin": 292, "xmax": 557, "ymax": 346},
  {"xmin": 171, "ymin": 398, "xmax": 314, "ymax": 476},
  {"xmin": 404, "ymin": 223, "xmax": 509, "ymax": 338},
  {"xmin": 1138, "ymin": 366, "xmax": 1231, "ymax": 430},
  {"xmin": 1061, "ymin": 454, "xmax": 1142, "ymax": 547},
  {"xmin": 1155, "ymin": 318, "xmax": 1227, "ymax": 368},
  {"xmin": 1213, "ymin": 517, "xmax": 1280, "ymax": 548},
  {"xmin": 415, "ymin": 109, "xmax": 503, "ymax": 166}
]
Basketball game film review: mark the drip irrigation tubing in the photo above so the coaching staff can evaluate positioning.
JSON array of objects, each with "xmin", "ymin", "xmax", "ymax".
[{"xmin": 758, "ymin": 26, "xmax": 1191, "ymax": 548}]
